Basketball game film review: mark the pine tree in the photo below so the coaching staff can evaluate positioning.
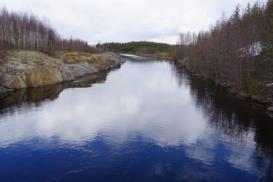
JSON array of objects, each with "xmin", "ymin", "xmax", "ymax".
[
  {"xmin": 262, "ymin": 0, "xmax": 273, "ymax": 59},
  {"xmin": 231, "ymin": 4, "xmax": 241, "ymax": 22}
]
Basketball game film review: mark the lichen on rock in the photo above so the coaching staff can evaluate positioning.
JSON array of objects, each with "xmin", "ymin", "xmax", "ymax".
[
  {"xmin": 0, "ymin": 74, "xmax": 26, "ymax": 89},
  {"xmin": 25, "ymin": 67, "xmax": 63, "ymax": 87},
  {"xmin": 0, "ymin": 51, "xmax": 123, "ymax": 92}
]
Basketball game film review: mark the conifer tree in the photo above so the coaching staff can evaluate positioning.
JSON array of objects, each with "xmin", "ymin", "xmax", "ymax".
[{"xmin": 262, "ymin": 0, "xmax": 273, "ymax": 59}]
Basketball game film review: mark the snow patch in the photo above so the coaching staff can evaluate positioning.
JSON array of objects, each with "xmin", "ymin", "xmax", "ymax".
[{"xmin": 239, "ymin": 42, "xmax": 262, "ymax": 57}]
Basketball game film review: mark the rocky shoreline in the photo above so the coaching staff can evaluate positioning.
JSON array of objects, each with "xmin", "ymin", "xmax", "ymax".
[{"xmin": 0, "ymin": 51, "xmax": 124, "ymax": 95}]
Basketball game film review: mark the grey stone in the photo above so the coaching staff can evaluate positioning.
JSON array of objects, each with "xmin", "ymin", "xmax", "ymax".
[{"xmin": 267, "ymin": 107, "xmax": 273, "ymax": 112}]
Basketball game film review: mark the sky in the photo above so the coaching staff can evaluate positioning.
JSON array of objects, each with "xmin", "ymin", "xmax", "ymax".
[{"xmin": 0, "ymin": 0, "xmax": 266, "ymax": 44}]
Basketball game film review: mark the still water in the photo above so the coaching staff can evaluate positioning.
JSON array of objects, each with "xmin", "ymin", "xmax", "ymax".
[{"xmin": 0, "ymin": 58, "xmax": 273, "ymax": 182}]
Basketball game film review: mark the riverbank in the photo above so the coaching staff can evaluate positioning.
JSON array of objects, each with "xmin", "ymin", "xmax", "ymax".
[
  {"xmin": 121, "ymin": 53, "xmax": 172, "ymax": 61},
  {"xmin": 134, "ymin": 53, "xmax": 172, "ymax": 60},
  {"xmin": 98, "ymin": 41, "xmax": 173, "ymax": 59},
  {"xmin": 0, "ymin": 51, "xmax": 124, "ymax": 95},
  {"xmin": 175, "ymin": 59, "xmax": 273, "ymax": 110}
]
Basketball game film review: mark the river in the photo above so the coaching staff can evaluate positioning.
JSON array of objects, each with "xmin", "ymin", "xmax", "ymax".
[{"xmin": 0, "ymin": 57, "xmax": 272, "ymax": 182}]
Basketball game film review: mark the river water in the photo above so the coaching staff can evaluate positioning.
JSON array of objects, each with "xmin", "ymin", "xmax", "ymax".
[{"xmin": 0, "ymin": 58, "xmax": 273, "ymax": 182}]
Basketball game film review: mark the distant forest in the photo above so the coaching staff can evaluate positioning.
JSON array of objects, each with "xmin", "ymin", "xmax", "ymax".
[
  {"xmin": 98, "ymin": 41, "xmax": 173, "ymax": 58},
  {"xmin": 0, "ymin": 8, "xmax": 92, "ymax": 53},
  {"xmin": 175, "ymin": 0, "xmax": 273, "ymax": 100}
]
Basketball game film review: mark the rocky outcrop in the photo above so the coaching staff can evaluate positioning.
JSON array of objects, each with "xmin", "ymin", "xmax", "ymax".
[
  {"xmin": 25, "ymin": 67, "xmax": 63, "ymax": 87},
  {"xmin": 1, "ymin": 74, "xmax": 26, "ymax": 89},
  {"xmin": 0, "ymin": 51, "xmax": 124, "ymax": 92},
  {"xmin": 0, "ymin": 72, "xmax": 108, "ymax": 111}
]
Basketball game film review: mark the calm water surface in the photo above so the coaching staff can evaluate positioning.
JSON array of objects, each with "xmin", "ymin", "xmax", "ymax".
[{"xmin": 0, "ymin": 58, "xmax": 273, "ymax": 182}]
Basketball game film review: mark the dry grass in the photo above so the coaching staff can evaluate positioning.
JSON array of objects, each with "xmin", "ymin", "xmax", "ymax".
[
  {"xmin": 63, "ymin": 52, "xmax": 93, "ymax": 64},
  {"xmin": 62, "ymin": 52, "xmax": 111, "ymax": 70}
]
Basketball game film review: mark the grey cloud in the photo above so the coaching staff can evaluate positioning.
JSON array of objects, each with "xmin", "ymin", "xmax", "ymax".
[{"xmin": 1, "ymin": 0, "xmax": 266, "ymax": 44}]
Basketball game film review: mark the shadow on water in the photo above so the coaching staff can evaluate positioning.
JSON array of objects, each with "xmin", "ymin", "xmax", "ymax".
[
  {"xmin": 172, "ymin": 64, "xmax": 273, "ymax": 181},
  {"xmin": 0, "ymin": 71, "xmax": 109, "ymax": 114},
  {"xmin": 0, "ymin": 59, "xmax": 273, "ymax": 181}
]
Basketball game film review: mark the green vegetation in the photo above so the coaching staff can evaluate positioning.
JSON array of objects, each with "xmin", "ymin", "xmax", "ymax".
[{"xmin": 98, "ymin": 41, "xmax": 173, "ymax": 58}]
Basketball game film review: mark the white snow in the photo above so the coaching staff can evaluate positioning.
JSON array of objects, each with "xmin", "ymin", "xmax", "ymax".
[{"xmin": 239, "ymin": 42, "xmax": 262, "ymax": 57}]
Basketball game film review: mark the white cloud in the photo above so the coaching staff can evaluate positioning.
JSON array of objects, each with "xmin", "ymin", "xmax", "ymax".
[
  {"xmin": 0, "ymin": 0, "xmax": 266, "ymax": 44},
  {"xmin": 0, "ymin": 62, "xmax": 208, "ymax": 148}
]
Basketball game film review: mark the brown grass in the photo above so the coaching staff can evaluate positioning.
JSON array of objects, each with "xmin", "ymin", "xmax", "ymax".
[{"xmin": 63, "ymin": 52, "xmax": 93, "ymax": 64}]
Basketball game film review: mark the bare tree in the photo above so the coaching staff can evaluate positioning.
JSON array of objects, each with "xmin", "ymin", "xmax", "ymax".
[
  {"xmin": 175, "ymin": 1, "xmax": 269, "ymax": 95},
  {"xmin": 0, "ymin": 8, "xmax": 92, "ymax": 53}
]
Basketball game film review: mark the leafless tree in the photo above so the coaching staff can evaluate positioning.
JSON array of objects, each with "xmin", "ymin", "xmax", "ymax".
[
  {"xmin": 175, "ymin": 1, "xmax": 271, "ymax": 95},
  {"xmin": 0, "ymin": 8, "xmax": 92, "ymax": 53}
]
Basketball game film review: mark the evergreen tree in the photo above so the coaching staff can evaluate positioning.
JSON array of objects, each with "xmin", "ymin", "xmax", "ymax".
[{"xmin": 262, "ymin": 0, "xmax": 273, "ymax": 59}]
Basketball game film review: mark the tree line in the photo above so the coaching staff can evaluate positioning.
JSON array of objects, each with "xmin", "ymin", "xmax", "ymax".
[
  {"xmin": 175, "ymin": 0, "xmax": 273, "ymax": 97},
  {"xmin": 0, "ymin": 7, "xmax": 92, "ymax": 54},
  {"xmin": 98, "ymin": 41, "xmax": 173, "ymax": 56}
]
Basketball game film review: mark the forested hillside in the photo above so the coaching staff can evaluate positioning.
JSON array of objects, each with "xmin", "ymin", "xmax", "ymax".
[
  {"xmin": 98, "ymin": 41, "xmax": 173, "ymax": 58},
  {"xmin": 175, "ymin": 0, "xmax": 273, "ymax": 103},
  {"xmin": 0, "ymin": 8, "xmax": 92, "ymax": 53}
]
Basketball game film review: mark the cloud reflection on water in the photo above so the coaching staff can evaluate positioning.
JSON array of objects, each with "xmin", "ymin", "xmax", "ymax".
[
  {"xmin": 0, "ymin": 60, "xmax": 272, "ymax": 179},
  {"xmin": 0, "ymin": 61, "xmax": 208, "ymax": 148}
]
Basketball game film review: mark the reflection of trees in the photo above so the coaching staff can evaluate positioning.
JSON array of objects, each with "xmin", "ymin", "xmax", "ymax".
[
  {"xmin": 0, "ymin": 72, "xmax": 108, "ymax": 113},
  {"xmin": 173, "ymin": 65, "xmax": 273, "ymax": 180}
]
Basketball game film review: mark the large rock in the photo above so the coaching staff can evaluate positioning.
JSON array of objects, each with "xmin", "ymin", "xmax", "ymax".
[
  {"xmin": 25, "ymin": 67, "xmax": 63, "ymax": 87},
  {"xmin": 0, "ymin": 51, "xmax": 123, "ymax": 90},
  {"xmin": 60, "ymin": 67, "xmax": 76, "ymax": 82},
  {"xmin": 0, "ymin": 74, "xmax": 26, "ymax": 89},
  {"xmin": 88, "ymin": 56, "xmax": 111, "ymax": 70},
  {"xmin": 88, "ymin": 52, "xmax": 122, "ymax": 70},
  {"xmin": 99, "ymin": 52, "xmax": 122, "ymax": 67},
  {"xmin": 64, "ymin": 63, "xmax": 97, "ymax": 78}
]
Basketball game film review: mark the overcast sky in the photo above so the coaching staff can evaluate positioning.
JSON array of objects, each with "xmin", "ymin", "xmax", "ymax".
[{"xmin": 1, "ymin": 0, "xmax": 266, "ymax": 44}]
